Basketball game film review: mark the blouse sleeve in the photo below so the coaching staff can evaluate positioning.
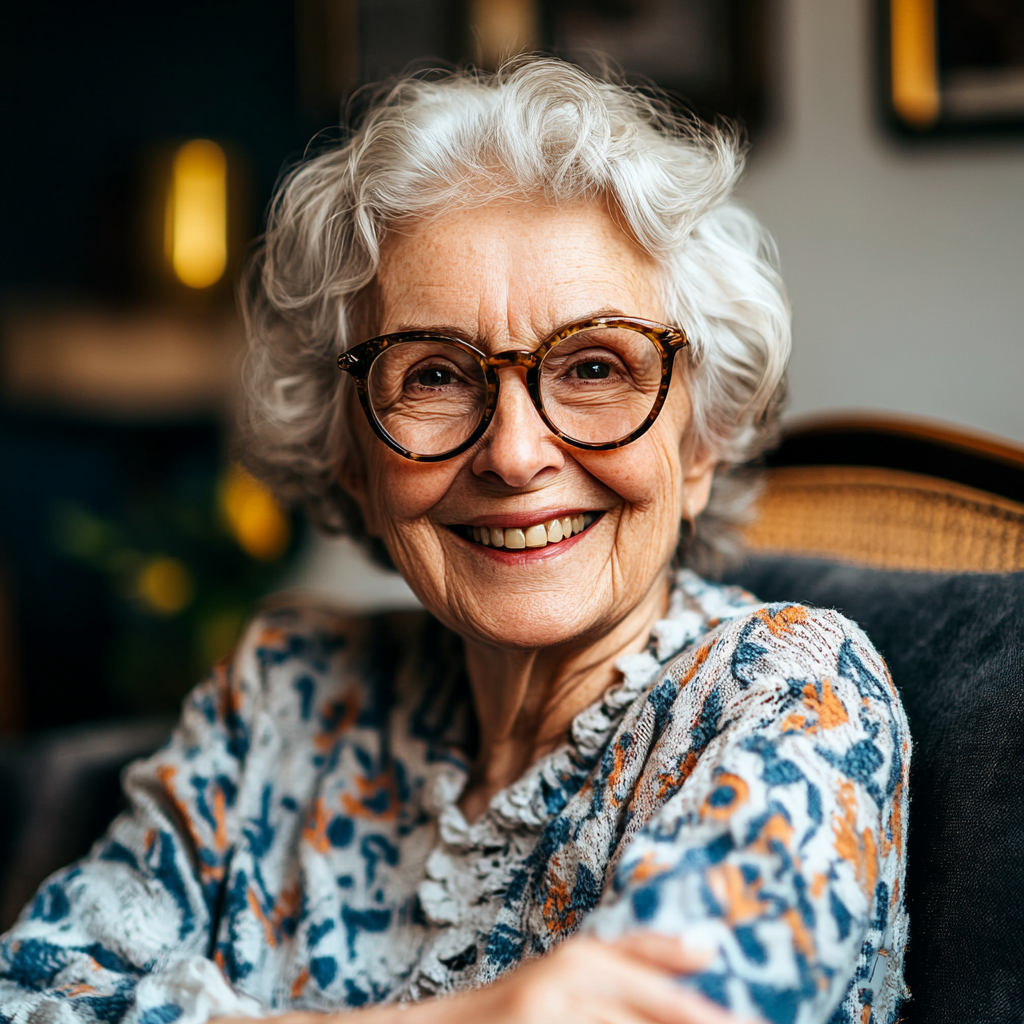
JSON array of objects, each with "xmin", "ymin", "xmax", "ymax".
[
  {"xmin": 582, "ymin": 606, "xmax": 911, "ymax": 1024},
  {"xmin": 0, "ymin": 650, "xmax": 265, "ymax": 1024}
]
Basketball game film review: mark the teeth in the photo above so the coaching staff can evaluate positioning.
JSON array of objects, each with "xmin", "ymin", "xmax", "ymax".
[
  {"xmin": 467, "ymin": 513, "xmax": 596, "ymax": 550},
  {"xmin": 524, "ymin": 524, "xmax": 547, "ymax": 548}
]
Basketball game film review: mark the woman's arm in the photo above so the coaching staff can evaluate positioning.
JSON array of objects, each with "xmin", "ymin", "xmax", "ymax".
[
  {"xmin": 581, "ymin": 607, "xmax": 910, "ymax": 1024},
  {"xmin": 0, "ymin": 658, "xmax": 260, "ymax": 1024},
  {"xmin": 217, "ymin": 933, "xmax": 757, "ymax": 1024}
]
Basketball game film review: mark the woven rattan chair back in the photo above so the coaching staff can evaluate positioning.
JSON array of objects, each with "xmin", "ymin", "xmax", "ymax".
[{"xmin": 743, "ymin": 416, "xmax": 1024, "ymax": 572}]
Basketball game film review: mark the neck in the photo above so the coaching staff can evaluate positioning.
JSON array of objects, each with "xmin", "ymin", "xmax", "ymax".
[{"xmin": 458, "ymin": 571, "xmax": 671, "ymax": 821}]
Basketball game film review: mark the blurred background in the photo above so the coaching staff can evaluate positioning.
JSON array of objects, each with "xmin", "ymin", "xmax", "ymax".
[{"xmin": 0, "ymin": 0, "xmax": 1022, "ymax": 924}]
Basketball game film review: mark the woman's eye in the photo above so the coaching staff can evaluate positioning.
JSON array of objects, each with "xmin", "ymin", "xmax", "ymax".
[
  {"xmin": 416, "ymin": 367, "xmax": 452, "ymax": 387},
  {"xmin": 573, "ymin": 361, "xmax": 612, "ymax": 380}
]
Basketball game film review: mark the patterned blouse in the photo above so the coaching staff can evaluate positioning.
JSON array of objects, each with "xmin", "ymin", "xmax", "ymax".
[{"xmin": 0, "ymin": 572, "xmax": 910, "ymax": 1024}]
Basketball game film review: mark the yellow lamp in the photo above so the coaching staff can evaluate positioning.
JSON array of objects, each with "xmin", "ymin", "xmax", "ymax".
[
  {"xmin": 137, "ymin": 556, "xmax": 195, "ymax": 616},
  {"xmin": 219, "ymin": 465, "xmax": 291, "ymax": 561},
  {"xmin": 165, "ymin": 139, "xmax": 228, "ymax": 289}
]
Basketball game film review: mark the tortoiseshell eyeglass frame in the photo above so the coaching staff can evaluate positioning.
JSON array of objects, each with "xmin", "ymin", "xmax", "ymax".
[{"xmin": 336, "ymin": 315, "xmax": 690, "ymax": 463}]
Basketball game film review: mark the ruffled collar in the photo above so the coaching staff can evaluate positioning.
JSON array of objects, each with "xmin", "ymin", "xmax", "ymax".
[
  {"xmin": 403, "ymin": 571, "xmax": 761, "ymax": 996},
  {"xmin": 420, "ymin": 569, "xmax": 761, "ymax": 847}
]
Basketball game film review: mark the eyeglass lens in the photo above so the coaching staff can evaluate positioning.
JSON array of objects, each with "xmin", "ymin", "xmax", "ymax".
[{"xmin": 366, "ymin": 326, "xmax": 664, "ymax": 457}]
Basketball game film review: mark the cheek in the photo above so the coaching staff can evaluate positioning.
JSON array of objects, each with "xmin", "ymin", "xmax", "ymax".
[
  {"xmin": 365, "ymin": 453, "xmax": 460, "ymax": 528},
  {"xmin": 600, "ymin": 439, "xmax": 686, "ymax": 519},
  {"xmin": 574, "ymin": 438, "xmax": 685, "ymax": 566},
  {"xmin": 345, "ymin": 397, "xmax": 459, "ymax": 529},
  {"xmin": 588, "ymin": 392, "xmax": 691, "ymax": 515}
]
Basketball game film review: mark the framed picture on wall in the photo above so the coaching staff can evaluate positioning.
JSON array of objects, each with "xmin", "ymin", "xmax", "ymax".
[
  {"xmin": 543, "ymin": 0, "xmax": 771, "ymax": 134},
  {"xmin": 324, "ymin": 1, "xmax": 772, "ymax": 137},
  {"xmin": 452, "ymin": 0, "xmax": 771, "ymax": 135},
  {"xmin": 882, "ymin": 0, "xmax": 1024, "ymax": 136}
]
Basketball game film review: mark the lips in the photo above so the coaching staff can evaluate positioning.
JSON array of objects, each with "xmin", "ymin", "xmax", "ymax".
[{"xmin": 456, "ymin": 512, "xmax": 599, "ymax": 550}]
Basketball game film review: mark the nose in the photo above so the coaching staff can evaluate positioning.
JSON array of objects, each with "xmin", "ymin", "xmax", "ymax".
[{"xmin": 471, "ymin": 368, "xmax": 564, "ymax": 488}]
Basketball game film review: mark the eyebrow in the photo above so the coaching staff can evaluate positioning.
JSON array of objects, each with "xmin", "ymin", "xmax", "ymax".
[{"xmin": 384, "ymin": 307, "xmax": 633, "ymax": 344}]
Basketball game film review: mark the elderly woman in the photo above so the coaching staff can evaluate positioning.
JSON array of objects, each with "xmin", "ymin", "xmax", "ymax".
[{"xmin": 0, "ymin": 60, "xmax": 909, "ymax": 1024}]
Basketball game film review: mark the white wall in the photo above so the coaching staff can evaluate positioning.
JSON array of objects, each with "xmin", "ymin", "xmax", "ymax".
[{"xmin": 738, "ymin": 0, "xmax": 1024, "ymax": 444}]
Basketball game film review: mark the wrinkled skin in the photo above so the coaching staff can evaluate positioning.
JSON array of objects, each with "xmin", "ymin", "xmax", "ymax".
[{"xmin": 340, "ymin": 201, "xmax": 717, "ymax": 817}]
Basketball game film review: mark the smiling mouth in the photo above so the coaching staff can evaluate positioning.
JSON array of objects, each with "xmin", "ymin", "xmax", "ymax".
[{"xmin": 455, "ymin": 512, "xmax": 600, "ymax": 551}]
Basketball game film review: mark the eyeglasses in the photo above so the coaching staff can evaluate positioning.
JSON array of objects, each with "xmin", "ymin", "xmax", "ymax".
[{"xmin": 337, "ymin": 316, "xmax": 689, "ymax": 462}]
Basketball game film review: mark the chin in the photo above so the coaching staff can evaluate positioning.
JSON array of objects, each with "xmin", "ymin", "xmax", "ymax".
[
  {"xmin": 462, "ymin": 610, "xmax": 605, "ymax": 652},
  {"xmin": 444, "ymin": 573, "xmax": 627, "ymax": 651}
]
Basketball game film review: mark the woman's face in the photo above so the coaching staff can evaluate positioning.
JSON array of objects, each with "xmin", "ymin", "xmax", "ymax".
[{"xmin": 341, "ymin": 201, "xmax": 716, "ymax": 651}]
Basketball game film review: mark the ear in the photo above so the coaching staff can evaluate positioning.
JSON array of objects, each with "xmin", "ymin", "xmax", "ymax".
[
  {"xmin": 337, "ymin": 397, "xmax": 381, "ymax": 538},
  {"xmin": 682, "ymin": 448, "xmax": 719, "ymax": 521}
]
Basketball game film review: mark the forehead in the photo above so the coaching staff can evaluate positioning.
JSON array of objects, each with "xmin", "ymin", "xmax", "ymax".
[{"xmin": 373, "ymin": 200, "xmax": 664, "ymax": 341}]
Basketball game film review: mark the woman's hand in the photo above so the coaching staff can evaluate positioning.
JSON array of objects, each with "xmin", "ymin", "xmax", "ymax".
[
  {"xmin": 216, "ymin": 933, "xmax": 759, "ymax": 1024},
  {"xmin": 453, "ymin": 933, "xmax": 758, "ymax": 1024}
]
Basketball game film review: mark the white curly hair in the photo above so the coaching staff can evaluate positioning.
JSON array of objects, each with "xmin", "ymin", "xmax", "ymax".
[{"xmin": 238, "ymin": 56, "xmax": 790, "ymax": 575}]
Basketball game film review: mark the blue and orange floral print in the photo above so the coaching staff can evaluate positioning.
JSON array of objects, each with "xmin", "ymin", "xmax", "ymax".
[{"xmin": 0, "ymin": 571, "xmax": 910, "ymax": 1024}]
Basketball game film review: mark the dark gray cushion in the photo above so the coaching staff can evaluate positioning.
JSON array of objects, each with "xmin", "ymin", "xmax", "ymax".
[{"xmin": 725, "ymin": 557, "xmax": 1024, "ymax": 1024}]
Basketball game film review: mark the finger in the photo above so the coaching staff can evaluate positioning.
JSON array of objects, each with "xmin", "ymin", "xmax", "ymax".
[
  {"xmin": 520, "ymin": 940, "xmax": 698, "ymax": 1023},
  {"xmin": 631, "ymin": 983, "xmax": 762, "ymax": 1024},
  {"xmin": 593, "ymin": 956, "xmax": 762, "ymax": 1024},
  {"xmin": 661, "ymin": 986, "xmax": 763, "ymax": 1024},
  {"xmin": 607, "ymin": 931, "xmax": 715, "ymax": 974},
  {"xmin": 571, "ymin": 988, "xmax": 708, "ymax": 1024}
]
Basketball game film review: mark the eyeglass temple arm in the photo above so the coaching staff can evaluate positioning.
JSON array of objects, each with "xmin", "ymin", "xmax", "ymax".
[{"xmin": 337, "ymin": 348, "xmax": 370, "ymax": 378}]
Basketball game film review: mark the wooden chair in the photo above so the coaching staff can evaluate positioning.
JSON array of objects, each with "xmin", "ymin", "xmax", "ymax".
[{"xmin": 742, "ymin": 413, "xmax": 1024, "ymax": 571}]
